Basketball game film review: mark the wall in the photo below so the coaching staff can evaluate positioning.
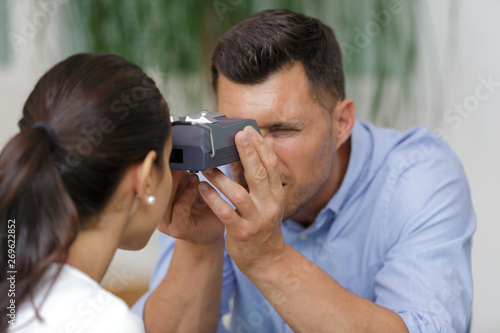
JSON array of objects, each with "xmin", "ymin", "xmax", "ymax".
[{"xmin": 444, "ymin": 1, "xmax": 500, "ymax": 331}]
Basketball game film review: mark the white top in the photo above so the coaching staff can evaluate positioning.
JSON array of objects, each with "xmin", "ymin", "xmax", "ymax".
[{"xmin": 10, "ymin": 264, "xmax": 145, "ymax": 333}]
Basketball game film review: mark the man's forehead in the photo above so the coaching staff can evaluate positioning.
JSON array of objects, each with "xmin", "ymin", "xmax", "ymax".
[
  {"xmin": 220, "ymin": 104, "xmax": 307, "ymax": 130},
  {"xmin": 217, "ymin": 64, "xmax": 310, "ymax": 96},
  {"xmin": 216, "ymin": 64, "xmax": 323, "ymax": 125}
]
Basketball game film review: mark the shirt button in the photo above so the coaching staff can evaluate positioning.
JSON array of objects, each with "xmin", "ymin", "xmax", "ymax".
[{"xmin": 299, "ymin": 234, "xmax": 308, "ymax": 241}]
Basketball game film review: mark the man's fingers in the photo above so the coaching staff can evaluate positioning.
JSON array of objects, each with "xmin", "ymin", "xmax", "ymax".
[
  {"xmin": 244, "ymin": 126, "xmax": 283, "ymax": 197},
  {"xmin": 235, "ymin": 127, "xmax": 272, "ymax": 196},
  {"xmin": 201, "ymin": 168, "xmax": 255, "ymax": 217},
  {"xmin": 198, "ymin": 181, "xmax": 241, "ymax": 229},
  {"xmin": 235, "ymin": 126, "xmax": 282, "ymax": 200},
  {"xmin": 228, "ymin": 161, "xmax": 247, "ymax": 190}
]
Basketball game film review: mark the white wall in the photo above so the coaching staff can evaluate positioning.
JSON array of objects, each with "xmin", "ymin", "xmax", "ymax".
[
  {"xmin": 1, "ymin": 1, "xmax": 499, "ymax": 331},
  {"xmin": 411, "ymin": 1, "xmax": 500, "ymax": 331},
  {"xmin": 444, "ymin": 1, "xmax": 500, "ymax": 331}
]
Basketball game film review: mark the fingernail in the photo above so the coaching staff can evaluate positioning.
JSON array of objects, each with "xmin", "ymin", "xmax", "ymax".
[
  {"xmin": 240, "ymin": 132, "xmax": 249, "ymax": 145},
  {"xmin": 205, "ymin": 168, "xmax": 214, "ymax": 174},
  {"xmin": 189, "ymin": 174, "xmax": 197, "ymax": 183},
  {"xmin": 245, "ymin": 126, "xmax": 256, "ymax": 136},
  {"xmin": 199, "ymin": 182, "xmax": 209, "ymax": 191}
]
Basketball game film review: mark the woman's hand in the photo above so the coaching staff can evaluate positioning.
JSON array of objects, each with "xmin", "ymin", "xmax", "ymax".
[{"xmin": 158, "ymin": 171, "xmax": 224, "ymax": 245}]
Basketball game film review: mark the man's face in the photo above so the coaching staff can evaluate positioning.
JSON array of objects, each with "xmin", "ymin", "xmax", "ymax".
[{"xmin": 217, "ymin": 63, "xmax": 339, "ymax": 219}]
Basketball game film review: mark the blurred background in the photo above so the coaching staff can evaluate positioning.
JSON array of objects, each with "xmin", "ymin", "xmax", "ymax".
[{"xmin": 0, "ymin": 0, "xmax": 498, "ymax": 331}]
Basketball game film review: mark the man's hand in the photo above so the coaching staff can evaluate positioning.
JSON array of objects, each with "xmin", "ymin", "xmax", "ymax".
[
  {"xmin": 158, "ymin": 171, "xmax": 224, "ymax": 244},
  {"xmin": 199, "ymin": 126, "xmax": 286, "ymax": 274},
  {"xmin": 227, "ymin": 160, "xmax": 246, "ymax": 189}
]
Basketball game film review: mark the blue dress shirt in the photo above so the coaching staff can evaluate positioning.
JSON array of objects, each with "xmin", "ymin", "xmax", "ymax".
[{"xmin": 133, "ymin": 121, "xmax": 475, "ymax": 333}]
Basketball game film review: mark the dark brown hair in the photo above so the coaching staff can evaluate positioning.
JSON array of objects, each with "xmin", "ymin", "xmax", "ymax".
[
  {"xmin": 0, "ymin": 53, "xmax": 170, "ymax": 330},
  {"xmin": 211, "ymin": 9, "xmax": 346, "ymax": 110}
]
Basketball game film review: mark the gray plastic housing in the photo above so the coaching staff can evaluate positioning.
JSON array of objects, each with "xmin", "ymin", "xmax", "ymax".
[{"xmin": 169, "ymin": 112, "xmax": 261, "ymax": 172}]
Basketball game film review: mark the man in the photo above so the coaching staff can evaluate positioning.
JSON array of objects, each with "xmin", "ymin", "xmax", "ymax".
[{"xmin": 134, "ymin": 9, "xmax": 475, "ymax": 332}]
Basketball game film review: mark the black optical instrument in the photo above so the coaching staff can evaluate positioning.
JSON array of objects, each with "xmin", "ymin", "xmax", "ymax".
[{"xmin": 169, "ymin": 111, "xmax": 260, "ymax": 173}]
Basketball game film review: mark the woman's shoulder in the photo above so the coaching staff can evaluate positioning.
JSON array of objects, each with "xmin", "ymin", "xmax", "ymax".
[{"xmin": 11, "ymin": 264, "xmax": 144, "ymax": 333}]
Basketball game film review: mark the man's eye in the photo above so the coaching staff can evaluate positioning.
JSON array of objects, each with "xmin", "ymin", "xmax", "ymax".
[
  {"xmin": 270, "ymin": 128, "xmax": 296, "ymax": 136},
  {"xmin": 271, "ymin": 127, "xmax": 289, "ymax": 132}
]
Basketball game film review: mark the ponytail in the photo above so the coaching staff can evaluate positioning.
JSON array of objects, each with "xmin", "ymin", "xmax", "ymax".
[
  {"xmin": 0, "ymin": 53, "xmax": 170, "ymax": 331},
  {"xmin": 0, "ymin": 127, "xmax": 79, "ymax": 330}
]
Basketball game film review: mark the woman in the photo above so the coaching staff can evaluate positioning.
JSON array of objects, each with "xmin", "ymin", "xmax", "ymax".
[{"xmin": 0, "ymin": 53, "xmax": 224, "ymax": 332}]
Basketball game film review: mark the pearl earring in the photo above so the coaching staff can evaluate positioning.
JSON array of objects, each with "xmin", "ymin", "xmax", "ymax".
[{"xmin": 146, "ymin": 195, "xmax": 156, "ymax": 205}]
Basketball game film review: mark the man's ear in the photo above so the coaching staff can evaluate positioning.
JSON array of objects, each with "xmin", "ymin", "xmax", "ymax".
[
  {"xmin": 333, "ymin": 98, "xmax": 356, "ymax": 150},
  {"xmin": 135, "ymin": 151, "xmax": 158, "ymax": 203}
]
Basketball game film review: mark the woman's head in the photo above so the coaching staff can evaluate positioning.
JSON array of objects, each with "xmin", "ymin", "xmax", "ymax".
[
  {"xmin": 19, "ymin": 53, "xmax": 171, "ymax": 221},
  {"xmin": 0, "ymin": 53, "xmax": 171, "ymax": 324}
]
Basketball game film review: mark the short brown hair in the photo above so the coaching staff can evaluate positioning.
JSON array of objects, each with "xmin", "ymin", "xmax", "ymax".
[{"xmin": 211, "ymin": 9, "xmax": 345, "ymax": 110}]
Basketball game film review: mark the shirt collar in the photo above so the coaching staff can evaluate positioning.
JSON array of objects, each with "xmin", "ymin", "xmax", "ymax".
[{"xmin": 283, "ymin": 121, "xmax": 373, "ymax": 233}]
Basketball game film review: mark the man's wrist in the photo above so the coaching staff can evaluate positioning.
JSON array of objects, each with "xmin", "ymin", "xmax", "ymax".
[
  {"xmin": 176, "ymin": 237, "xmax": 224, "ymax": 261},
  {"xmin": 240, "ymin": 243, "xmax": 291, "ymax": 284}
]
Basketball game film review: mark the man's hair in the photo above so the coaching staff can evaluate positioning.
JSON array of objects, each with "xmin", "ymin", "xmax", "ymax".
[{"xmin": 211, "ymin": 9, "xmax": 345, "ymax": 110}]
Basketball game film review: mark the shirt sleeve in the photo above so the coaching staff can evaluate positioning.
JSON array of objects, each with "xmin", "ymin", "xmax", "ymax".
[
  {"xmin": 217, "ymin": 249, "xmax": 236, "ymax": 333},
  {"xmin": 373, "ymin": 140, "xmax": 476, "ymax": 333}
]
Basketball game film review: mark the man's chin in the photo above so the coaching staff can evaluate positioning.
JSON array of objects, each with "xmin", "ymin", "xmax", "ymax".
[
  {"xmin": 284, "ymin": 202, "xmax": 304, "ymax": 222},
  {"xmin": 283, "ymin": 191, "xmax": 315, "ymax": 223}
]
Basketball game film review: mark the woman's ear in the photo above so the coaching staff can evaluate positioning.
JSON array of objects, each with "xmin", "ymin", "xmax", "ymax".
[
  {"xmin": 334, "ymin": 98, "xmax": 356, "ymax": 150},
  {"xmin": 135, "ymin": 151, "xmax": 158, "ymax": 203}
]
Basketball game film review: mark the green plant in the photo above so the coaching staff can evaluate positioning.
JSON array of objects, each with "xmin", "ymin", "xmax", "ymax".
[
  {"xmin": 0, "ymin": 1, "xmax": 9, "ymax": 64},
  {"xmin": 3, "ymin": 0, "xmax": 429, "ymax": 128}
]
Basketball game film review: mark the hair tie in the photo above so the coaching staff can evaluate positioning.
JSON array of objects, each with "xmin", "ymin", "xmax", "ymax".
[{"xmin": 32, "ymin": 122, "xmax": 57, "ymax": 151}]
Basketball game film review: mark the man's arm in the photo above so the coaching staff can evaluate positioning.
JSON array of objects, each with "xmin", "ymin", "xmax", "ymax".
[
  {"xmin": 247, "ymin": 244, "xmax": 409, "ymax": 332},
  {"xmin": 199, "ymin": 126, "xmax": 408, "ymax": 332},
  {"xmin": 371, "ymin": 137, "xmax": 475, "ymax": 332},
  {"xmin": 141, "ymin": 172, "xmax": 225, "ymax": 333},
  {"xmin": 144, "ymin": 238, "xmax": 224, "ymax": 333}
]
